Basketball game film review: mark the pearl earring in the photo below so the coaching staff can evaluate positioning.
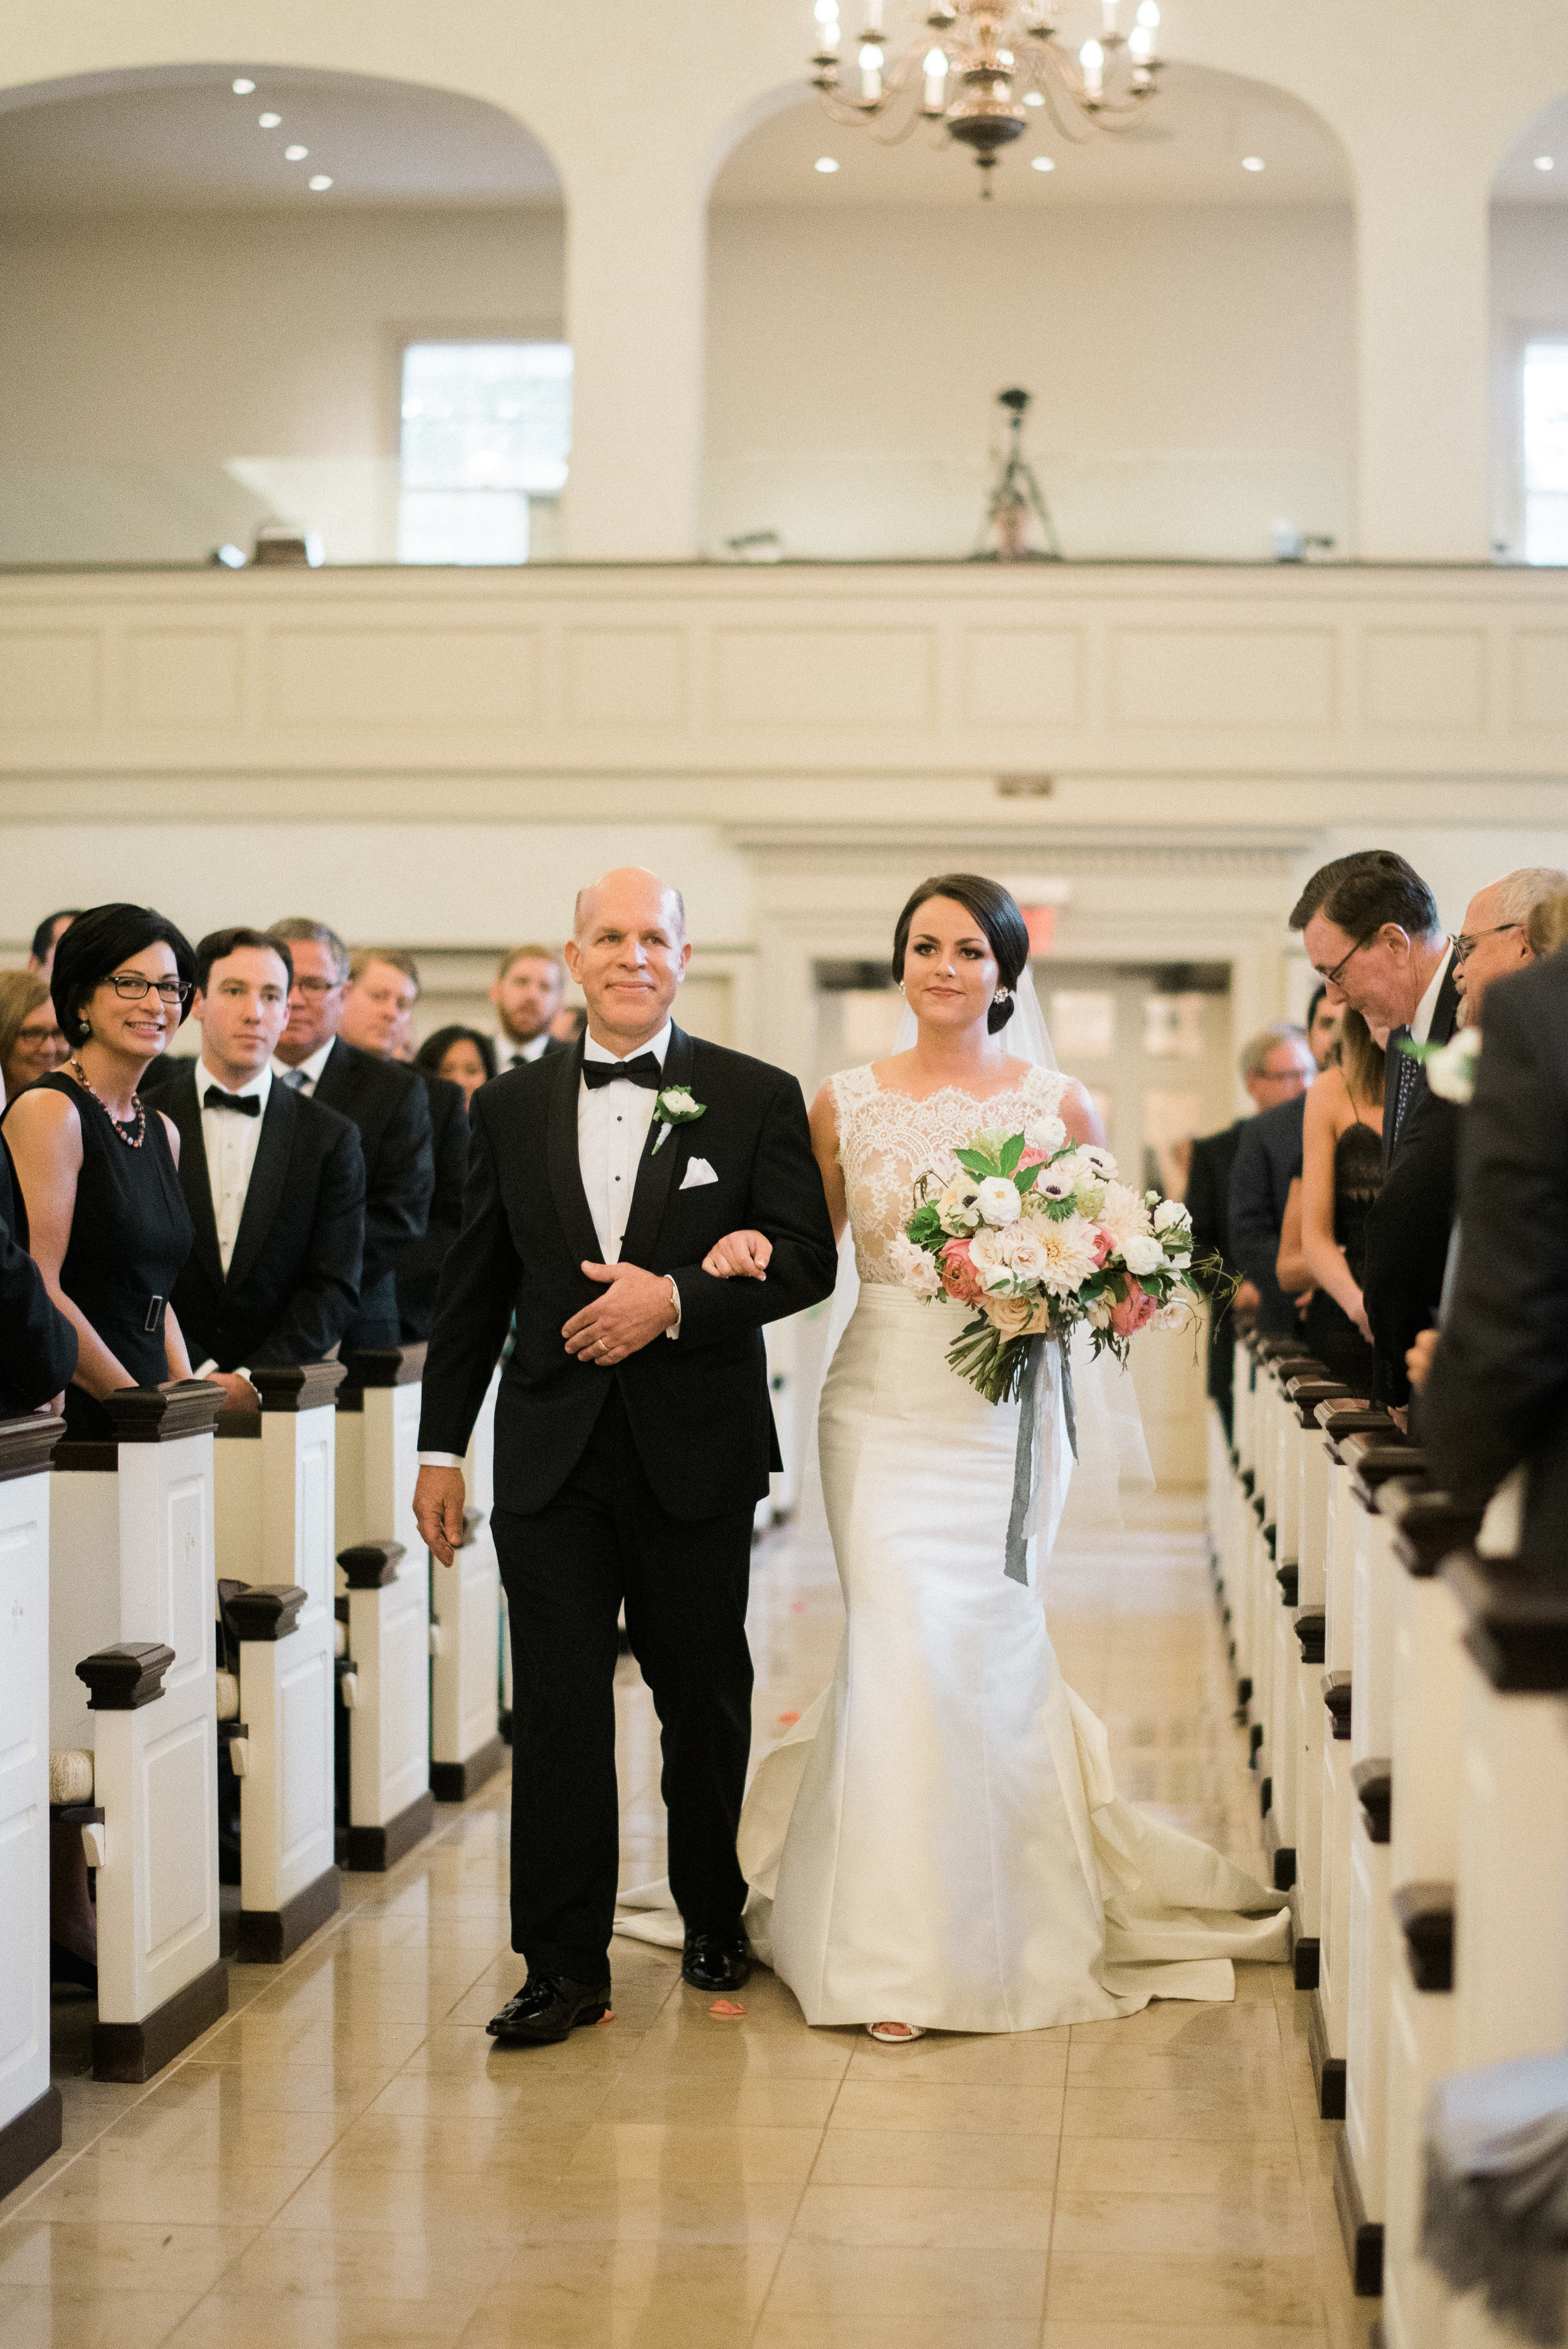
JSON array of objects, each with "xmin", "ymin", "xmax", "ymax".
[{"xmin": 993, "ymin": 987, "xmax": 1014, "ymax": 1007}]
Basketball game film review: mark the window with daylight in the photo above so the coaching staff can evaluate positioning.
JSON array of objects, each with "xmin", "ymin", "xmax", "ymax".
[
  {"xmin": 398, "ymin": 341, "xmax": 573, "ymax": 565},
  {"xmin": 1523, "ymin": 341, "xmax": 1568, "ymax": 564}
]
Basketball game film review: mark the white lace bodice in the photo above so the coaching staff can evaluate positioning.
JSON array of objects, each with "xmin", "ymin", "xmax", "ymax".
[{"xmin": 830, "ymin": 1063, "xmax": 1071, "ymax": 1285}]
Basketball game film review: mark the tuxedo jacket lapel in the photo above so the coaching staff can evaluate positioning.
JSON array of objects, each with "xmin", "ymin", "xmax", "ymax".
[
  {"xmin": 164, "ymin": 1067, "xmax": 224, "ymax": 1295},
  {"xmin": 226, "ymin": 1083, "xmax": 295, "ymax": 1295},
  {"xmin": 547, "ymin": 1039, "xmax": 601, "ymax": 1270},
  {"xmin": 618, "ymin": 1026, "xmax": 694, "ymax": 1270}
]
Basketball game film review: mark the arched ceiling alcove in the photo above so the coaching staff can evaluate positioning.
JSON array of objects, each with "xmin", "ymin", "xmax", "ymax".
[{"xmin": 0, "ymin": 64, "xmax": 560, "ymax": 212}]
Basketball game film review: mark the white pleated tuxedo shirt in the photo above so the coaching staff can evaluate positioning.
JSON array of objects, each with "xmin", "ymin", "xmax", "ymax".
[{"xmin": 191, "ymin": 1058, "xmax": 273, "ymax": 1382}]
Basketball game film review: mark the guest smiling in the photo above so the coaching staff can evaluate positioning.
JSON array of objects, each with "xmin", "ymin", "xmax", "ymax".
[
  {"xmin": 0, "ymin": 970, "xmax": 68, "ymax": 1101},
  {"xmin": 415, "ymin": 1024, "xmax": 497, "ymax": 1111},
  {"xmin": 2, "ymin": 904, "xmax": 197, "ymax": 1438}
]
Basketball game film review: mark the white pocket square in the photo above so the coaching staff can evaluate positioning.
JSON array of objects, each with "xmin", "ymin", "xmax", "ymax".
[{"xmin": 680, "ymin": 1157, "xmax": 719, "ymax": 1190}]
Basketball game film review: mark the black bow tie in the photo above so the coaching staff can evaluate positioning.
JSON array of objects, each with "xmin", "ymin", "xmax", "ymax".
[
  {"xmin": 204, "ymin": 1086, "xmax": 261, "ymax": 1116},
  {"xmin": 581, "ymin": 1053, "xmax": 662, "ymax": 1093}
]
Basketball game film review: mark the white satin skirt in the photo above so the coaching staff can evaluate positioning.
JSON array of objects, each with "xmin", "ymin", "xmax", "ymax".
[{"xmin": 617, "ymin": 1281, "xmax": 1289, "ymax": 2031}]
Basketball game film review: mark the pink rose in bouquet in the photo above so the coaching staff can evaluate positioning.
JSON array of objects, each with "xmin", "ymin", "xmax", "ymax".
[
  {"xmin": 1110, "ymin": 1278, "xmax": 1158, "ymax": 1337},
  {"xmin": 939, "ymin": 1237, "xmax": 985, "ymax": 1304},
  {"xmin": 1088, "ymin": 1224, "xmax": 1114, "ymax": 1268}
]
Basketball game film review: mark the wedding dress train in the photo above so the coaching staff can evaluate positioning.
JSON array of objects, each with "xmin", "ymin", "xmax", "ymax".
[{"xmin": 616, "ymin": 1064, "xmax": 1290, "ymax": 2030}]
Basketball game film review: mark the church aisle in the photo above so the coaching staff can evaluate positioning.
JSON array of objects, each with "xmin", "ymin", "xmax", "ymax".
[{"xmin": 1, "ymin": 1497, "xmax": 1373, "ymax": 2349}]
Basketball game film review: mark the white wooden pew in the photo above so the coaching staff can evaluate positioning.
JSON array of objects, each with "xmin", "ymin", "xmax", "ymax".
[
  {"xmin": 50, "ymin": 1382, "xmax": 228, "ymax": 2081},
  {"xmin": 1246, "ymin": 1343, "xmax": 1322, "ymax": 1805},
  {"xmin": 212, "ymin": 1360, "xmax": 344, "ymax": 1959},
  {"xmin": 430, "ymin": 1365, "xmax": 505, "ymax": 1803},
  {"xmin": 1264, "ymin": 1371, "xmax": 1349, "ymax": 1901},
  {"xmin": 334, "ymin": 1343, "xmax": 433, "ymax": 1869},
  {"xmin": 0, "ymin": 1413, "xmax": 66, "ymax": 2197},
  {"xmin": 1377, "ymin": 1487, "xmax": 1482, "ymax": 2349}
]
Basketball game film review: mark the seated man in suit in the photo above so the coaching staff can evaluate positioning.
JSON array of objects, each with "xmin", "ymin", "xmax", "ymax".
[
  {"xmin": 143, "ymin": 928, "xmax": 365, "ymax": 1406},
  {"xmin": 1364, "ymin": 866, "xmax": 1565, "ymax": 1413},
  {"xmin": 267, "ymin": 919, "xmax": 434, "ymax": 1353},
  {"xmin": 337, "ymin": 948, "xmax": 469, "ymax": 1344},
  {"xmin": 1222, "ymin": 1022, "xmax": 1318, "ymax": 1344}
]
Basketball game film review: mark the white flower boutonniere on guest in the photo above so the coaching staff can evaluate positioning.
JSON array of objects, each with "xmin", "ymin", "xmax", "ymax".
[
  {"xmin": 651, "ymin": 1085, "xmax": 706, "ymax": 1154},
  {"xmin": 1401, "ymin": 1027, "xmax": 1481, "ymax": 1107}
]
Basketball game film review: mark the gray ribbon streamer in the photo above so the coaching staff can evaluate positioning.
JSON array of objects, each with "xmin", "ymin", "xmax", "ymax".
[{"xmin": 1004, "ymin": 1336, "xmax": 1078, "ymax": 1586}]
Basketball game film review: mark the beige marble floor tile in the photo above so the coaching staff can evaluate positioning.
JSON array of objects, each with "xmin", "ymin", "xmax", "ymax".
[
  {"xmin": 843, "ymin": 2030, "xmax": 1069, "ymax": 2087},
  {"xmin": 1054, "ymin": 2134, "xmax": 1302, "ymax": 2197},
  {"xmin": 5, "ymin": 2284, "xmax": 200, "ymax": 2349},
  {"xmin": 599, "ymin": 2074, "xmax": 844, "ymax": 2129},
  {"xmin": 616, "ymin": 2028, "xmax": 854, "ymax": 2080},
  {"xmin": 498, "ymin": 2174, "xmax": 805, "ymax": 2245},
  {"xmin": 322, "ymin": 2113, "xmax": 591, "ymax": 2175},
  {"xmin": 791, "ymin": 2181, "xmax": 1054, "ymax": 2251},
  {"xmin": 1044, "ymin": 2249, "xmax": 1325, "ymax": 2329},
  {"xmin": 85, "ymin": 2103, "xmax": 349, "ymax": 2171},
  {"xmin": 1042, "ymin": 2327, "xmax": 1325, "ymax": 2348},
  {"xmin": 162, "ymin": 2291, "xmax": 481, "ymax": 2347},
  {"xmin": 19, "ymin": 2158, "xmax": 312, "ymax": 2230},
  {"xmin": 808, "ymin": 2127, "xmax": 1061, "ymax": 2192},
  {"xmin": 1066, "ymin": 2044, "xmax": 1289, "ymax": 2092},
  {"xmin": 0, "ymin": 2218, "xmax": 265, "ymax": 2298},
  {"xmin": 565, "ymin": 2122, "xmax": 824, "ymax": 2185},
  {"xmin": 754, "ymin": 2320, "xmax": 1039, "ymax": 2349},
  {"xmin": 146, "ymin": 2060, "xmax": 391, "ymax": 2116},
  {"xmin": 216, "ymin": 2224, "xmax": 516, "ymax": 2303},
  {"xmin": 765, "ymin": 2240, "xmax": 1048, "ymax": 2323},
  {"xmin": 827, "ymin": 2079, "xmax": 1063, "ymax": 2138},
  {"xmin": 1062, "ymin": 2081, "xmax": 1294, "ymax": 2141},
  {"xmin": 1069, "ymin": 2001, "xmax": 1283, "ymax": 2052},
  {"xmin": 462, "ymin": 2240, "xmax": 779, "ymax": 2346},
  {"xmin": 364, "ymin": 2069, "xmax": 621, "ymax": 2121},
  {"xmin": 1051, "ymin": 2185, "xmax": 1316, "ymax": 2256}
]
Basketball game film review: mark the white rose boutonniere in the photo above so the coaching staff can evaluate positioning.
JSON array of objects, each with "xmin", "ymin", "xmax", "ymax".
[{"xmin": 652, "ymin": 1085, "xmax": 707, "ymax": 1154}]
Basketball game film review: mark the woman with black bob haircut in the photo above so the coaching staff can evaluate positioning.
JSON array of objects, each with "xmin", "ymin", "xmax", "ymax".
[
  {"xmin": 414, "ymin": 1022, "xmax": 497, "ymax": 1111},
  {"xmin": 889, "ymin": 871, "xmax": 1032, "ymax": 1036},
  {"xmin": 3, "ymin": 903, "xmax": 199, "ymax": 1439}
]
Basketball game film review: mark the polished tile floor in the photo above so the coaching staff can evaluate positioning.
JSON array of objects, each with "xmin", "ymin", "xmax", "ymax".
[{"xmin": 4, "ymin": 1496, "xmax": 1375, "ymax": 2348}]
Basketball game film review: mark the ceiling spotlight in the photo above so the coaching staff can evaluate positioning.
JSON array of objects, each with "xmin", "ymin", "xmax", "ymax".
[
  {"xmin": 1030, "ymin": 156, "xmax": 1056, "ymax": 171},
  {"xmin": 258, "ymin": 112, "xmax": 281, "ymax": 129},
  {"xmin": 1536, "ymin": 155, "xmax": 1556, "ymax": 171},
  {"xmin": 231, "ymin": 78, "xmax": 255, "ymax": 95},
  {"xmin": 814, "ymin": 155, "xmax": 840, "ymax": 173},
  {"xmin": 308, "ymin": 174, "xmax": 333, "ymax": 191},
  {"xmin": 1241, "ymin": 155, "xmax": 1265, "ymax": 171},
  {"xmin": 285, "ymin": 144, "xmax": 308, "ymax": 161}
]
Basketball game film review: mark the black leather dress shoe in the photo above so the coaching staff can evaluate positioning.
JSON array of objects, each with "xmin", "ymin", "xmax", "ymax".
[
  {"xmin": 486, "ymin": 1973, "xmax": 612, "ymax": 2045},
  {"xmin": 681, "ymin": 1933, "xmax": 753, "ymax": 1993}
]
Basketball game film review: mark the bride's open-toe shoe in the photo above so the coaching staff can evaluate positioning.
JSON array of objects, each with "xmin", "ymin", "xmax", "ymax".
[{"xmin": 867, "ymin": 2021, "xmax": 925, "ymax": 2043}]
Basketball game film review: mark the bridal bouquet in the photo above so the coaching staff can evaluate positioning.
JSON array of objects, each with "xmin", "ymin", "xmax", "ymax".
[{"xmin": 891, "ymin": 1113, "xmax": 1210, "ymax": 1405}]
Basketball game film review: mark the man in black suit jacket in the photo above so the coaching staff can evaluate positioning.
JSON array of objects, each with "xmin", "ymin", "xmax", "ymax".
[
  {"xmin": 1185, "ymin": 1123, "xmax": 1244, "ymax": 1434},
  {"xmin": 0, "ymin": 1125, "xmax": 77, "ymax": 1413},
  {"xmin": 415, "ymin": 869, "xmax": 838, "ymax": 2045},
  {"xmin": 144, "ymin": 930, "xmax": 365, "ymax": 1396},
  {"xmin": 1363, "ymin": 868, "xmax": 1565, "ymax": 1410},
  {"xmin": 1221, "ymin": 1023, "xmax": 1317, "ymax": 1342},
  {"xmin": 268, "ymin": 920, "xmax": 433, "ymax": 1352},
  {"xmin": 332, "ymin": 946, "xmax": 470, "ymax": 1344},
  {"xmin": 1418, "ymin": 946, "xmax": 1568, "ymax": 1575}
]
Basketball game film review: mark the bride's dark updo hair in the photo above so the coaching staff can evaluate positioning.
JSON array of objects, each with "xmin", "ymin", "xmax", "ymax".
[{"xmin": 892, "ymin": 874, "xmax": 1030, "ymax": 1036}]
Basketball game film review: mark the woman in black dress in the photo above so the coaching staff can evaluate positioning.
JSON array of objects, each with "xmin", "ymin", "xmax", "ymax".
[
  {"xmin": 3, "ymin": 903, "xmax": 198, "ymax": 1440},
  {"xmin": 1276, "ymin": 1009, "xmax": 1385, "ymax": 1394}
]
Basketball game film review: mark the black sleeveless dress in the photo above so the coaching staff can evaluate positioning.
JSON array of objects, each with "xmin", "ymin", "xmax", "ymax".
[
  {"xmin": 1301, "ymin": 1117, "xmax": 1383, "ymax": 1395},
  {"xmin": 2, "ymin": 1070, "xmax": 194, "ymax": 1440}
]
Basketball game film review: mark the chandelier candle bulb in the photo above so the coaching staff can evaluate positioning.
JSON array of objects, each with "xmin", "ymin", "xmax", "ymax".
[
  {"xmin": 1079, "ymin": 38, "xmax": 1104, "ymax": 98},
  {"xmin": 923, "ymin": 48, "xmax": 950, "ymax": 110},
  {"xmin": 862, "ymin": 0, "xmax": 883, "ymax": 28},
  {"xmin": 1101, "ymin": 0, "xmax": 1120, "ymax": 34},
  {"xmin": 859, "ymin": 41, "xmax": 884, "ymax": 100}
]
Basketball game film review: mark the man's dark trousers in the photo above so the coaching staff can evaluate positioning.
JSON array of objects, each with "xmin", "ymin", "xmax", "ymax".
[{"xmin": 495, "ymin": 1386, "xmax": 754, "ymax": 1983}]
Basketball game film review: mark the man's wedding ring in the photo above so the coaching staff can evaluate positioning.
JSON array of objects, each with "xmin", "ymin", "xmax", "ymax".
[{"xmin": 594, "ymin": 1337, "xmax": 607, "ymax": 1354}]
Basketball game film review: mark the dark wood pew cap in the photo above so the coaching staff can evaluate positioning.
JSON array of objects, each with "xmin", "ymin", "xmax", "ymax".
[
  {"xmin": 77, "ymin": 1641, "xmax": 176, "ymax": 1709},
  {"xmin": 1392, "ymin": 1882, "xmax": 1454, "ymax": 1991},
  {"xmin": 1285, "ymin": 1377, "xmax": 1353, "ymax": 1427},
  {"xmin": 0, "ymin": 1411, "xmax": 66, "ymax": 1483},
  {"xmin": 250, "ymin": 1362, "xmax": 349, "ymax": 1414},
  {"xmin": 226, "ymin": 1584, "xmax": 310, "ymax": 1641},
  {"xmin": 1316, "ymin": 1404, "xmax": 1397, "ymax": 1455},
  {"xmin": 1444, "ymin": 1548, "xmax": 1568, "ymax": 1692},
  {"xmin": 338, "ymin": 1344, "xmax": 428, "ymax": 1406},
  {"xmin": 337, "ymin": 1539, "xmax": 408, "ymax": 1589},
  {"xmin": 1386, "ymin": 1487, "xmax": 1485, "ymax": 1578}
]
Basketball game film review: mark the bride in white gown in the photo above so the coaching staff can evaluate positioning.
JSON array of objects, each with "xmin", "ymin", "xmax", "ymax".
[{"xmin": 618, "ymin": 874, "xmax": 1289, "ymax": 2037}]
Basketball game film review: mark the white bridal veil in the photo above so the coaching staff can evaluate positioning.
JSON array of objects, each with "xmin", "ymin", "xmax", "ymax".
[{"xmin": 798, "ymin": 965, "xmax": 1153, "ymax": 1570}]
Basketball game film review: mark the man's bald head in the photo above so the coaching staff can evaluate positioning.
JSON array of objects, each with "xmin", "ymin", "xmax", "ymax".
[
  {"xmin": 574, "ymin": 867, "xmax": 686, "ymax": 942},
  {"xmin": 564, "ymin": 867, "xmax": 692, "ymax": 1054}
]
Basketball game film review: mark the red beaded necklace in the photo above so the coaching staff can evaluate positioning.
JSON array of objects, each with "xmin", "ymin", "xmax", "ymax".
[{"xmin": 67, "ymin": 1056, "xmax": 146, "ymax": 1150}]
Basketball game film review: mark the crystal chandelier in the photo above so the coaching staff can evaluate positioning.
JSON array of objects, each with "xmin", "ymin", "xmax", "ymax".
[{"xmin": 809, "ymin": 1, "xmax": 1163, "ymax": 189}]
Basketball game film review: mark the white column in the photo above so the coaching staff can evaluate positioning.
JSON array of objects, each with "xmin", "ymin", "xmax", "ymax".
[
  {"xmin": 1354, "ymin": 159, "xmax": 1493, "ymax": 561},
  {"xmin": 561, "ymin": 169, "xmax": 707, "ymax": 559}
]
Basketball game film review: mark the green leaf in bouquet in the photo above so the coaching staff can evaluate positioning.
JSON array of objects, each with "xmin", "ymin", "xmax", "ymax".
[
  {"xmin": 999, "ymin": 1132, "xmax": 1024, "ymax": 1175},
  {"xmin": 1042, "ymin": 1194, "xmax": 1076, "ymax": 1221},
  {"xmin": 908, "ymin": 1202, "xmax": 943, "ymax": 1246},
  {"xmin": 953, "ymin": 1147, "xmax": 998, "ymax": 1179},
  {"xmin": 1014, "ymin": 1161, "xmax": 1042, "ymax": 1194}
]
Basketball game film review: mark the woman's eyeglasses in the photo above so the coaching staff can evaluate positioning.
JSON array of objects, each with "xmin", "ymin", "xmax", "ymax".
[{"xmin": 105, "ymin": 973, "xmax": 192, "ymax": 1005}]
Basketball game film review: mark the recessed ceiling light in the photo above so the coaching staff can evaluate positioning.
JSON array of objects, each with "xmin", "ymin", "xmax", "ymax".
[
  {"xmin": 1030, "ymin": 155, "xmax": 1055, "ymax": 171},
  {"xmin": 814, "ymin": 156, "xmax": 840, "ymax": 173},
  {"xmin": 258, "ymin": 112, "xmax": 282, "ymax": 129},
  {"xmin": 285, "ymin": 145, "xmax": 308, "ymax": 161},
  {"xmin": 231, "ymin": 78, "xmax": 255, "ymax": 95},
  {"xmin": 1241, "ymin": 155, "xmax": 1265, "ymax": 171},
  {"xmin": 1537, "ymin": 155, "xmax": 1556, "ymax": 171},
  {"xmin": 308, "ymin": 174, "xmax": 333, "ymax": 191},
  {"xmin": 1023, "ymin": 90, "xmax": 1044, "ymax": 105}
]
